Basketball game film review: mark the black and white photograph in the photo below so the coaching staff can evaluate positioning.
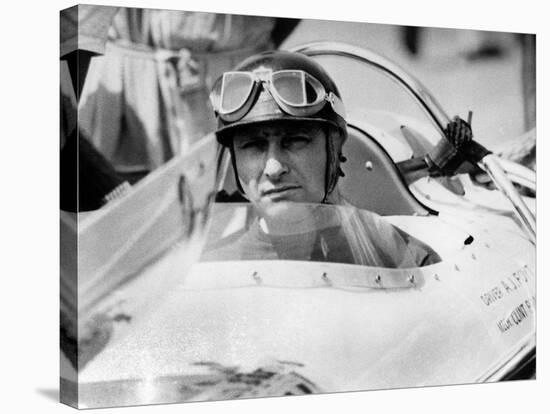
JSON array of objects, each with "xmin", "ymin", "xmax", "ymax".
[
  {"xmin": 57, "ymin": 1, "xmax": 539, "ymax": 410},
  {"xmin": 4, "ymin": 0, "xmax": 545, "ymax": 413}
]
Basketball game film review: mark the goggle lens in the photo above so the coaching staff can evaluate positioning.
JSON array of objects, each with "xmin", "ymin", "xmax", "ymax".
[
  {"xmin": 220, "ymin": 72, "xmax": 255, "ymax": 113},
  {"xmin": 271, "ymin": 70, "xmax": 324, "ymax": 105},
  {"xmin": 271, "ymin": 71, "xmax": 307, "ymax": 105}
]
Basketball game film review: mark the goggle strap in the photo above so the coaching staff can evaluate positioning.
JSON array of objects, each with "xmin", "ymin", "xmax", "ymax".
[{"xmin": 326, "ymin": 92, "xmax": 347, "ymax": 119}]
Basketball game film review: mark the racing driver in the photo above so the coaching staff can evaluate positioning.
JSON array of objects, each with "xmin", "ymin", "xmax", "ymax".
[{"xmin": 203, "ymin": 50, "xmax": 443, "ymax": 267}]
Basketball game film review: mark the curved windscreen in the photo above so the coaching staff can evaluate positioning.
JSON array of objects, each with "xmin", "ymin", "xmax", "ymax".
[{"xmin": 200, "ymin": 202, "xmax": 439, "ymax": 268}]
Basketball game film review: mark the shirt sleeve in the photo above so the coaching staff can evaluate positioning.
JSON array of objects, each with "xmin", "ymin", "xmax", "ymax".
[
  {"xmin": 393, "ymin": 226, "xmax": 441, "ymax": 267},
  {"xmin": 356, "ymin": 211, "xmax": 440, "ymax": 268}
]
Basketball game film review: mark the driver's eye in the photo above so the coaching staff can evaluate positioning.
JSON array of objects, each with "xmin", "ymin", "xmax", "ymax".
[
  {"xmin": 236, "ymin": 139, "xmax": 267, "ymax": 151},
  {"xmin": 283, "ymin": 135, "xmax": 311, "ymax": 149}
]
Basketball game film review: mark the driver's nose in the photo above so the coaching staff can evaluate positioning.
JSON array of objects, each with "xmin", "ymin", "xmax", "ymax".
[{"xmin": 263, "ymin": 147, "xmax": 288, "ymax": 181}]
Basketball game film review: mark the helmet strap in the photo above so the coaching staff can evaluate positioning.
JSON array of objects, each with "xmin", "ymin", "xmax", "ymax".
[
  {"xmin": 322, "ymin": 131, "xmax": 331, "ymax": 203},
  {"xmin": 229, "ymin": 143, "xmax": 247, "ymax": 196},
  {"xmin": 323, "ymin": 127, "xmax": 342, "ymax": 203}
]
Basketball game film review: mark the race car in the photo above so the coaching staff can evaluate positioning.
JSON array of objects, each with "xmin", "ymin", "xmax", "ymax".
[{"xmin": 60, "ymin": 42, "xmax": 536, "ymax": 408}]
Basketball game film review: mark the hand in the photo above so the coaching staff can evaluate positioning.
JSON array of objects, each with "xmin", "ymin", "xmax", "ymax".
[
  {"xmin": 427, "ymin": 115, "xmax": 474, "ymax": 176},
  {"xmin": 444, "ymin": 116, "xmax": 473, "ymax": 149}
]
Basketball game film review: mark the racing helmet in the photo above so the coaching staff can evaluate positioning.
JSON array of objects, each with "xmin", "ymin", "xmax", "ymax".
[{"xmin": 210, "ymin": 50, "xmax": 348, "ymax": 200}]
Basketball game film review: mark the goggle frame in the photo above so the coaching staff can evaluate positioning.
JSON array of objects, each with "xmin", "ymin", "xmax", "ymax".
[{"xmin": 210, "ymin": 68, "xmax": 346, "ymax": 123}]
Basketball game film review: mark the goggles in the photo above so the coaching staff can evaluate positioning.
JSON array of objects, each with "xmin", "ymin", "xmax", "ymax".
[{"xmin": 209, "ymin": 69, "xmax": 346, "ymax": 123}]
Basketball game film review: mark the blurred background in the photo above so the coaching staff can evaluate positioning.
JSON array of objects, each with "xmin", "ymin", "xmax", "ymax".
[{"xmin": 282, "ymin": 19, "xmax": 535, "ymax": 158}]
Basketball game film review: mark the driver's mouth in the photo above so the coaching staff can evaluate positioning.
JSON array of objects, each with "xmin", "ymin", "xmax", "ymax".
[{"xmin": 261, "ymin": 185, "xmax": 301, "ymax": 197}]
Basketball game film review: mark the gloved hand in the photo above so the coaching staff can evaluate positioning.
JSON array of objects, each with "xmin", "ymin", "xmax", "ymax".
[
  {"xmin": 427, "ymin": 115, "xmax": 474, "ymax": 176},
  {"xmin": 445, "ymin": 116, "xmax": 473, "ymax": 147}
]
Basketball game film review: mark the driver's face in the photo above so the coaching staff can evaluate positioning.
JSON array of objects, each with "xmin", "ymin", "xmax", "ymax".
[{"xmin": 232, "ymin": 121, "xmax": 327, "ymax": 211}]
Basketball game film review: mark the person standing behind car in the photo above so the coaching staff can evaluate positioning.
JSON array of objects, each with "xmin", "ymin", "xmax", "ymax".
[{"xmin": 79, "ymin": 7, "xmax": 299, "ymax": 183}]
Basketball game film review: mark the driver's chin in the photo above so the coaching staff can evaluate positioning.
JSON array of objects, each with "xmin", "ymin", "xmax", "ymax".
[
  {"xmin": 257, "ymin": 197, "xmax": 295, "ymax": 219},
  {"xmin": 256, "ymin": 198, "xmax": 318, "ymax": 236}
]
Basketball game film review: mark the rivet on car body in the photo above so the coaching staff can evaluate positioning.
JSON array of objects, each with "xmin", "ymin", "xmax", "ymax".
[
  {"xmin": 322, "ymin": 272, "xmax": 331, "ymax": 286},
  {"xmin": 365, "ymin": 161, "xmax": 373, "ymax": 171},
  {"xmin": 198, "ymin": 161, "xmax": 205, "ymax": 176},
  {"xmin": 408, "ymin": 274, "xmax": 415, "ymax": 285},
  {"xmin": 434, "ymin": 274, "xmax": 440, "ymax": 281},
  {"xmin": 471, "ymin": 253, "xmax": 476, "ymax": 260},
  {"xmin": 375, "ymin": 274, "xmax": 382, "ymax": 284},
  {"xmin": 252, "ymin": 271, "xmax": 262, "ymax": 284}
]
